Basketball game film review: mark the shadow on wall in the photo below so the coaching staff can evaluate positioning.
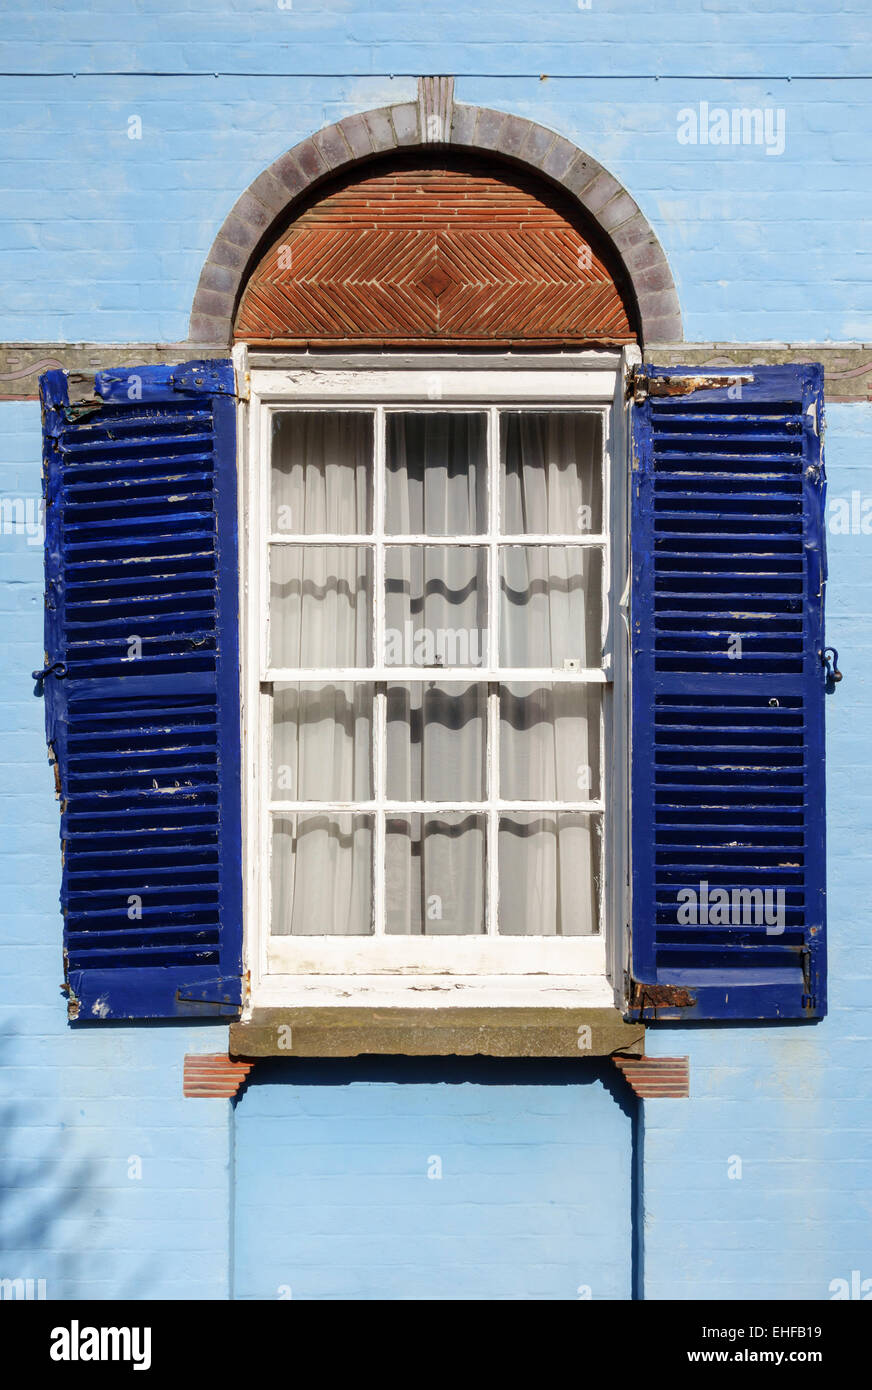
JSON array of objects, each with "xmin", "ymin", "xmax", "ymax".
[
  {"xmin": 0, "ymin": 1028, "xmax": 93, "ymax": 1299},
  {"xmin": 242, "ymin": 1054, "xmax": 636, "ymax": 1105},
  {"xmin": 0, "ymin": 1028, "xmax": 159, "ymax": 1301}
]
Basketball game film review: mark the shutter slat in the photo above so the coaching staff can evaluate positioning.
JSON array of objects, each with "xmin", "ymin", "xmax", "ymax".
[
  {"xmin": 40, "ymin": 360, "xmax": 242, "ymax": 1021},
  {"xmin": 630, "ymin": 364, "xmax": 826, "ymax": 1020}
]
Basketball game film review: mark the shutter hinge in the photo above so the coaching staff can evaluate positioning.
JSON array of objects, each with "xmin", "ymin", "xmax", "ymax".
[
  {"xmin": 800, "ymin": 948, "xmax": 817, "ymax": 1013},
  {"xmin": 171, "ymin": 365, "xmax": 237, "ymax": 396},
  {"xmin": 627, "ymin": 978, "xmax": 697, "ymax": 1017},
  {"xmin": 176, "ymin": 975, "xmax": 243, "ymax": 1014},
  {"xmin": 627, "ymin": 365, "xmax": 753, "ymax": 404}
]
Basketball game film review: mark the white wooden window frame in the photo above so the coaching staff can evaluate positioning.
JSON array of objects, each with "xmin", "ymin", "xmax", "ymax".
[{"xmin": 237, "ymin": 355, "xmax": 632, "ymax": 1011}]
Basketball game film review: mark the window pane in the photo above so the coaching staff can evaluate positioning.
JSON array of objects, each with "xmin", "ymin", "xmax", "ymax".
[
  {"xmin": 272, "ymin": 683, "xmax": 373, "ymax": 801},
  {"xmin": 498, "ymin": 813, "xmax": 599, "ymax": 936},
  {"xmin": 272, "ymin": 814, "xmax": 373, "ymax": 936},
  {"xmin": 499, "ymin": 546, "xmax": 601, "ymax": 669},
  {"xmin": 270, "ymin": 546, "xmax": 372, "ymax": 668},
  {"xmin": 386, "ymin": 813, "xmax": 486, "ymax": 935},
  {"xmin": 500, "ymin": 683, "xmax": 601, "ymax": 801},
  {"xmin": 386, "ymin": 412, "xmax": 487, "ymax": 536},
  {"xmin": 386, "ymin": 682, "xmax": 486, "ymax": 801},
  {"xmin": 271, "ymin": 411, "xmax": 373, "ymax": 535},
  {"xmin": 385, "ymin": 546, "xmax": 487, "ymax": 668},
  {"xmin": 500, "ymin": 411, "xmax": 603, "ymax": 535}
]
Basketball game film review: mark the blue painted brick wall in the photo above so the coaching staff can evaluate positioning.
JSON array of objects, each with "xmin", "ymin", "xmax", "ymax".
[
  {"xmin": 643, "ymin": 404, "xmax": 872, "ymax": 1301},
  {"xmin": 0, "ymin": 404, "xmax": 232, "ymax": 1300},
  {"xmin": 233, "ymin": 1059, "xmax": 634, "ymax": 1301}
]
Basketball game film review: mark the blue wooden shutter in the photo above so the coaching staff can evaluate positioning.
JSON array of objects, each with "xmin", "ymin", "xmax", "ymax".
[
  {"xmin": 629, "ymin": 364, "xmax": 826, "ymax": 1020},
  {"xmin": 39, "ymin": 360, "xmax": 242, "ymax": 1020}
]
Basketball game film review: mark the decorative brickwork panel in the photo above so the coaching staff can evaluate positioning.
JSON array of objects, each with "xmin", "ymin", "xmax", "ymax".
[
  {"xmin": 613, "ymin": 1055, "xmax": 690, "ymax": 1099},
  {"xmin": 183, "ymin": 1054, "xmax": 255, "ymax": 1099},
  {"xmin": 234, "ymin": 159, "xmax": 636, "ymax": 346}
]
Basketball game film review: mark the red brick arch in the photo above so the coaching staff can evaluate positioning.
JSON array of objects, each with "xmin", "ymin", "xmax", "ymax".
[
  {"xmin": 233, "ymin": 155, "xmax": 636, "ymax": 348},
  {"xmin": 189, "ymin": 81, "xmax": 682, "ymax": 347}
]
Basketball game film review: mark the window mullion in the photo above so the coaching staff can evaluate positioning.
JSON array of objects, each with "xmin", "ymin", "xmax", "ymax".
[
  {"xmin": 487, "ymin": 406, "xmax": 500, "ymax": 938},
  {"xmin": 373, "ymin": 407, "xmax": 387, "ymax": 937},
  {"xmin": 598, "ymin": 403, "xmax": 610, "ymax": 940}
]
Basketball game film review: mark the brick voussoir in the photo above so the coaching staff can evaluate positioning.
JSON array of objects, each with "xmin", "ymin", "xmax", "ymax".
[
  {"xmin": 597, "ymin": 191, "xmax": 642, "ymax": 233},
  {"xmin": 338, "ymin": 113, "xmax": 376, "ymax": 160},
  {"xmin": 644, "ymin": 314, "xmax": 685, "ymax": 343},
  {"xmin": 189, "ymin": 313, "xmax": 230, "ymax": 344},
  {"xmin": 197, "ymin": 262, "xmax": 237, "ymax": 296},
  {"xmin": 517, "ymin": 121, "xmax": 557, "ymax": 168},
  {"xmin": 312, "ymin": 123, "xmax": 354, "ymax": 170},
  {"xmin": 391, "ymin": 102, "xmax": 420, "ymax": 146},
  {"xmin": 292, "ymin": 136, "xmax": 330, "ymax": 183},
  {"xmin": 539, "ymin": 134, "xmax": 580, "ymax": 182},
  {"xmin": 473, "ymin": 107, "xmax": 509, "ymax": 151},
  {"xmin": 362, "ymin": 106, "xmax": 400, "ymax": 153},
  {"xmin": 448, "ymin": 103, "xmax": 478, "ymax": 147},
  {"xmin": 578, "ymin": 171, "xmax": 625, "ymax": 216},
  {"xmin": 558, "ymin": 152, "xmax": 603, "ymax": 199},
  {"xmin": 498, "ymin": 114, "xmax": 530, "ymax": 158},
  {"xmin": 248, "ymin": 169, "xmax": 294, "ymax": 219}
]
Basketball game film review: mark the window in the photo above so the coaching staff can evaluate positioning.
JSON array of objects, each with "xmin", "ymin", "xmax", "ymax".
[
  {"xmin": 242, "ymin": 365, "xmax": 623, "ymax": 1002},
  {"xmin": 39, "ymin": 355, "xmax": 825, "ymax": 1025}
]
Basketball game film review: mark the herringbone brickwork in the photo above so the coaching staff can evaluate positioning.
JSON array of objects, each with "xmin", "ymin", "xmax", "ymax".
[{"xmin": 234, "ymin": 160, "xmax": 635, "ymax": 345}]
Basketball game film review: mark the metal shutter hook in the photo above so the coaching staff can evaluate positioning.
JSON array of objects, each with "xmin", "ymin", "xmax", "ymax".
[
  {"xmin": 32, "ymin": 660, "xmax": 67, "ymax": 689},
  {"xmin": 822, "ymin": 647, "xmax": 842, "ymax": 689}
]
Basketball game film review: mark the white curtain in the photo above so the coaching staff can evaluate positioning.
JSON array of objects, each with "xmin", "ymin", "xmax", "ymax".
[
  {"xmin": 386, "ymin": 412, "xmax": 487, "ymax": 535},
  {"xmin": 270, "ymin": 413, "xmax": 373, "ymax": 935},
  {"xmin": 386, "ymin": 682, "xmax": 487, "ymax": 935},
  {"xmin": 269, "ymin": 410, "xmax": 600, "ymax": 939},
  {"xmin": 499, "ymin": 545, "xmax": 601, "ymax": 669},
  {"xmin": 272, "ymin": 814, "xmax": 373, "ymax": 937},
  {"xmin": 271, "ymin": 410, "xmax": 372, "ymax": 534},
  {"xmin": 496, "ymin": 413, "xmax": 602, "ymax": 936},
  {"xmin": 498, "ymin": 814, "xmax": 599, "ymax": 937},
  {"xmin": 500, "ymin": 411, "xmax": 602, "ymax": 534},
  {"xmin": 383, "ymin": 415, "xmax": 488, "ymax": 934}
]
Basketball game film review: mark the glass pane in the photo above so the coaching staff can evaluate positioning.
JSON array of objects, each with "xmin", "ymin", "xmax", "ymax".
[
  {"xmin": 386, "ymin": 813, "xmax": 486, "ymax": 935},
  {"xmin": 386, "ymin": 682, "xmax": 486, "ymax": 801},
  {"xmin": 272, "ymin": 683, "xmax": 373, "ymax": 801},
  {"xmin": 500, "ymin": 683, "xmax": 601, "ymax": 801},
  {"xmin": 271, "ymin": 411, "xmax": 373, "ymax": 535},
  {"xmin": 385, "ymin": 546, "xmax": 487, "ymax": 669},
  {"xmin": 270, "ymin": 546, "xmax": 372, "ymax": 668},
  {"xmin": 499, "ymin": 547, "xmax": 601, "ymax": 669},
  {"xmin": 272, "ymin": 814, "xmax": 373, "ymax": 936},
  {"xmin": 498, "ymin": 813, "xmax": 599, "ymax": 936},
  {"xmin": 386, "ymin": 412, "xmax": 487, "ymax": 536},
  {"xmin": 500, "ymin": 411, "xmax": 603, "ymax": 535}
]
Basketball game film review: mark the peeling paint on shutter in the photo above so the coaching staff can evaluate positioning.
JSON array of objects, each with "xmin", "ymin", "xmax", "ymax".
[
  {"xmin": 39, "ymin": 360, "xmax": 243, "ymax": 1021},
  {"xmin": 629, "ymin": 364, "xmax": 826, "ymax": 1020}
]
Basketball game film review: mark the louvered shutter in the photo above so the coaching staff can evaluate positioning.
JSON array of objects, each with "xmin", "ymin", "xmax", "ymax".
[
  {"xmin": 629, "ymin": 364, "xmax": 826, "ymax": 1020},
  {"xmin": 39, "ymin": 360, "xmax": 243, "ymax": 1020}
]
